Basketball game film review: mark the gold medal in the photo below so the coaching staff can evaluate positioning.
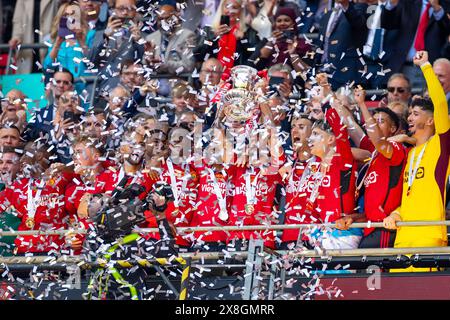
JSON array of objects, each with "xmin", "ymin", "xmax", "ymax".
[
  {"xmin": 25, "ymin": 217, "xmax": 35, "ymax": 229},
  {"xmin": 245, "ymin": 204, "xmax": 254, "ymax": 215}
]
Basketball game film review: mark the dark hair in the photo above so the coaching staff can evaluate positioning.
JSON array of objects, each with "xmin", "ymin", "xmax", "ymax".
[
  {"xmin": 292, "ymin": 112, "xmax": 315, "ymax": 124},
  {"xmin": 0, "ymin": 145, "xmax": 22, "ymax": 157},
  {"xmin": 411, "ymin": 97, "xmax": 434, "ymax": 113},
  {"xmin": 373, "ymin": 107, "xmax": 400, "ymax": 131},
  {"xmin": 53, "ymin": 67, "xmax": 75, "ymax": 84},
  {"xmin": 0, "ymin": 124, "xmax": 21, "ymax": 135}
]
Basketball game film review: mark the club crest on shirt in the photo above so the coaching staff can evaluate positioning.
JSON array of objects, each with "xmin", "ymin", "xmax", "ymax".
[{"xmin": 321, "ymin": 175, "xmax": 331, "ymax": 187}]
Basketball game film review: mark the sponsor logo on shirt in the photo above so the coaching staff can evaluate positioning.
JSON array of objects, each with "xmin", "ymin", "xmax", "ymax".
[
  {"xmin": 200, "ymin": 181, "xmax": 227, "ymax": 194},
  {"xmin": 230, "ymin": 182, "xmax": 270, "ymax": 197},
  {"xmin": 403, "ymin": 167, "xmax": 425, "ymax": 182},
  {"xmin": 37, "ymin": 193, "xmax": 61, "ymax": 209},
  {"xmin": 364, "ymin": 171, "xmax": 378, "ymax": 187}
]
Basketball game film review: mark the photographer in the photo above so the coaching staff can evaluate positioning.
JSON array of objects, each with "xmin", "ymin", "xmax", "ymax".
[
  {"xmin": 90, "ymin": 0, "xmax": 145, "ymax": 94},
  {"xmin": 43, "ymin": 1, "xmax": 95, "ymax": 94},
  {"xmin": 50, "ymin": 91, "xmax": 84, "ymax": 164},
  {"xmin": 250, "ymin": 7, "xmax": 311, "ymax": 74}
]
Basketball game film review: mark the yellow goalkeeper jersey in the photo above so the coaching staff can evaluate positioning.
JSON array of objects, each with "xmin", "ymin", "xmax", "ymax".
[{"xmin": 394, "ymin": 63, "xmax": 450, "ymax": 249}]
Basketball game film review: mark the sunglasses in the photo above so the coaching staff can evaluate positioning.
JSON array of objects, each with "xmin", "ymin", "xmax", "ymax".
[{"xmin": 387, "ymin": 87, "xmax": 408, "ymax": 94}]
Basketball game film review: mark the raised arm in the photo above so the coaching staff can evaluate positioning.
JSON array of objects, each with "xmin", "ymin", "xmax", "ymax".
[
  {"xmin": 415, "ymin": 51, "xmax": 450, "ymax": 135},
  {"xmin": 354, "ymin": 87, "xmax": 395, "ymax": 159},
  {"xmin": 325, "ymin": 105, "xmax": 354, "ymax": 167}
]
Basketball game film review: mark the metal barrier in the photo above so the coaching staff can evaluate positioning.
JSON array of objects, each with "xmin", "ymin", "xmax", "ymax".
[{"xmin": 0, "ymin": 219, "xmax": 449, "ymax": 237}]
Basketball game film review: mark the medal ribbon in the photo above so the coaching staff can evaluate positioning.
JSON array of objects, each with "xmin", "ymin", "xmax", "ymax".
[
  {"xmin": 207, "ymin": 168, "xmax": 228, "ymax": 221},
  {"xmin": 407, "ymin": 142, "xmax": 428, "ymax": 195},
  {"xmin": 27, "ymin": 179, "xmax": 43, "ymax": 227},
  {"xmin": 167, "ymin": 158, "xmax": 180, "ymax": 208},
  {"xmin": 245, "ymin": 170, "xmax": 260, "ymax": 206}
]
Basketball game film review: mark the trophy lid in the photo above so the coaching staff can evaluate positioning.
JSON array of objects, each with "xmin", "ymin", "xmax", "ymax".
[{"xmin": 230, "ymin": 65, "xmax": 258, "ymax": 90}]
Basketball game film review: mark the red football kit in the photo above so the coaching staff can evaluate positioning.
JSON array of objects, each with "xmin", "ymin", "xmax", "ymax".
[
  {"xmin": 0, "ymin": 173, "xmax": 74, "ymax": 254},
  {"xmin": 189, "ymin": 164, "xmax": 231, "ymax": 244},
  {"xmin": 282, "ymin": 157, "xmax": 319, "ymax": 243},
  {"xmin": 308, "ymin": 108, "xmax": 357, "ymax": 223},
  {"xmin": 65, "ymin": 167, "xmax": 156, "ymax": 254},
  {"xmin": 145, "ymin": 161, "xmax": 198, "ymax": 246},
  {"xmin": 361, "ymin": 139, "xmax": 407, "ymax": 236},
  {"xmin": 228, "ymin": 165, "xmax": 281, "ymax": 248}
]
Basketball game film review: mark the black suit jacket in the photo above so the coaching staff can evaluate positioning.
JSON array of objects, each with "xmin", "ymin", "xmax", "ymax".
[
  {"xmin": 381, "ymin": 0, "xmax": 450, "ymax": 73},
  {"xmin": 316, "ymin": 3, "xmax": 369, "ymax": 89},
  {"xmin": 22, "ymin": 104, "xmax": 55, "ymax": 142}
]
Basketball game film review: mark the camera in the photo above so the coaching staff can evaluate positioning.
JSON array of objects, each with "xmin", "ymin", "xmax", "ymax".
[
  {"xmin": 268, "ymin": 76, "xmax": 285, "ymax": 95},
  {"xmin": 58, "ymin": 16, "xmax": 75, "ymax": 38},
  {"xmin": 89, "ymin": 181, "xmax": 175, "ymax": 240},
  {"xmin": 64, "ymin": 110, "xmax": 81, "ymax": 123},
  {"xmin": 281, "ymin": 30, "xmax": 296, "ymax": 40}
]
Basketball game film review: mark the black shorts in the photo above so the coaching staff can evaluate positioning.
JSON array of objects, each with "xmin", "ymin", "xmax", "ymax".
[{"xmin": 359, "ymin": 228, "xmax": 396, "ymax": 248}]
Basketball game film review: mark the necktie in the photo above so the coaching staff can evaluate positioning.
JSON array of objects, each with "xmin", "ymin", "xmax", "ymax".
[
  {"xmin": 370, "ymin": 28, "xmax": 383, "ymax": 60},
  {"xmin": 414, "ymin": 2, "xmax": 431, "ymax": 51},
  {"xmin": 321, "ymin": 9, "xmax": 341, "ymax": 64}
]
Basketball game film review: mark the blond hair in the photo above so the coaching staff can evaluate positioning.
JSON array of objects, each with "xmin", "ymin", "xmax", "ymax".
[{"xmin": 50, "ymin": 2, "xmax": 88, "ymax": 42}]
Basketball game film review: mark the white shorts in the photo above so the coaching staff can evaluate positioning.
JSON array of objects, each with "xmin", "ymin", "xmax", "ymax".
[{"xmin": 308, "ymin": 228, "xmax": 362, "ymax": 250}]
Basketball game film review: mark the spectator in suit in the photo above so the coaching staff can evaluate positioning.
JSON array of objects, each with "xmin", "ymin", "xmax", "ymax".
[
  {"xmin": 386, "ymin": 73, "xmax": 412, "ymax": 104},
  {"xmin": 90, "ymin": 0, "xmax": 145, "ymax": 96},
  {"xmin": 315, "ymin": 0, "xmax": 368, "ymax": 89},
  {"xmin": 80, "ymin": 0, "xmax": 107, "ymax": 32},
  {"xmin": 432, "ymin": 58, "xmax": 450, "ymax": 110},
  {"xmin": 380, "ymin": 0, "xmax": 450, "ymax": 87},
  {"xmin": 22, "ymin": 68, "xmax": 74, "ymax": 142},
  {"xmin": 360, "ymin": 0, "xmax": 399, "ymax": 89},
  {"xmin": 145, "ymin": 2, "xmax": 198, "ymax": 96}
]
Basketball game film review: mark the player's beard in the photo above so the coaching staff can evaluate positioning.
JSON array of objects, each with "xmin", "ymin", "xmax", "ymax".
[
  {"xmin": 0, "ymin": 172, "xmax": 12, "ymax": 185},
  {"xmin": 127, "ymin": 151, "xmax": 144, "ymax": 166},
  {"xmin": 20, "ymin": 163, "xmax": 42, "ymax": 179}
]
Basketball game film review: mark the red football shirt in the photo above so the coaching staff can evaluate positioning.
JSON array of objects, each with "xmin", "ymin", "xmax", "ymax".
[
  {"xmin": 282, "ymin": 158, "xmax": 318, "ymax": 243},
  {"xmin": 309, "ymin": 108, "xmax": 357, "ymax": 223},
  {"xmin": 145, "ymin": 162, "xmax": 198, "ymax": 246},
  {"xmin": 363, "ymin": 141, "xmax": 406, "ymax": 235},
  {"xmin": 228, "ymin": 165, "xmax": 281, "ymax": 248},
  {"xmin": 189, "ymin": 164, "xmax": 231, "ymax": 244},
  {"xmin": 0, "ymin": 174, "xmax": 73, "ymax": 254}
]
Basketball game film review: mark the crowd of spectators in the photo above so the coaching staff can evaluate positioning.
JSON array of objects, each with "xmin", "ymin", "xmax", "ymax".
[{"xmin": 0, "ymin": 0, "xmax": 448, "ymax": 276}]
